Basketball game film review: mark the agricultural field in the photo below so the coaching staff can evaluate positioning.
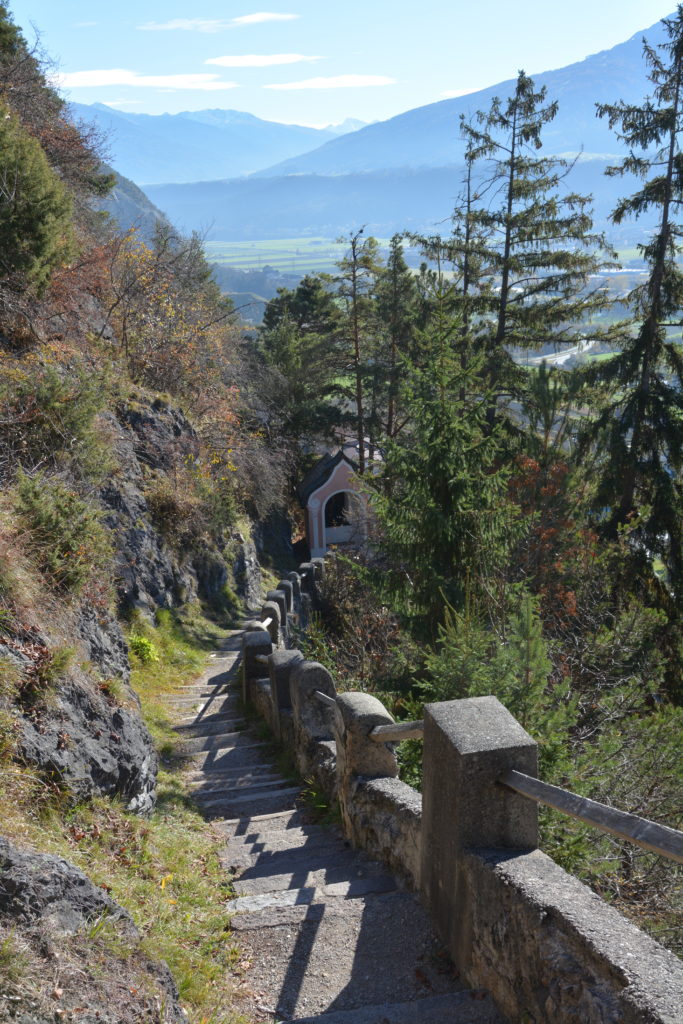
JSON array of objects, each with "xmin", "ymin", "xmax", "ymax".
[
  {"xmin": 203, "ymin": 237, "xmax": 364, "ymax": 275},
  {"xmin": 204, "ymin": 236, "xmax": 423, "ymax": 276}
]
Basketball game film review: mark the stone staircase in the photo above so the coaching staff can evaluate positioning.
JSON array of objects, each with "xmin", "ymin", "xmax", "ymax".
[{"xmin": 173, "ymin": 631, "xmax": 504, "ymax": 1024}]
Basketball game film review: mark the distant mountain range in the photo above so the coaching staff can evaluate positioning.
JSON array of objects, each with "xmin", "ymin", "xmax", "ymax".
[
  {"xmin": 70, "ymin": 103, "xmax": 366, "ymax": 184},
  {"xmin": 103, "ymin": 15, "xmax": 670, "ymax": 245}
]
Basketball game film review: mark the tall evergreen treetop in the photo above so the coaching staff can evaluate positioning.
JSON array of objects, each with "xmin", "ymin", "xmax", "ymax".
[
  {"xmin": 462, "ymin": 71, "xmax": 616, "ymax": 365},
  {"xmin": 585, "ymin": 7, "xmax": 683, "ymax": 603}
]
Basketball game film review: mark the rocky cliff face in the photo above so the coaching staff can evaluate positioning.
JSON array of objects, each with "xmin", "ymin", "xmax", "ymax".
[
  {"xmin": 2, "ymin": 391, "xmax": 262, "ymax": 814},
  {"xmin": 0, "ymin": 836, "xmax": 185, "ymax": 1022},
  {"xmin": 102, "ymin": 394, "xmax": 261, "ymax": 617}
]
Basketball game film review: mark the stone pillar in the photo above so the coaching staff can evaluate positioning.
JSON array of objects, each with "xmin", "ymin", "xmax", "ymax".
[
  {"xmin": 276, "ymin": 580, "xmax": 294, "ymax": 613},
  {"xmin": 311, "ymin": 557, "xmax": 326, "ymax": 581},
  {"xmin": 335, "ymin": 692, "xmax": 398, "ymax": 841},
  {"xmin": 287, "ymin": 572, "xmax": 302, "ymax": 601},
  {"xmin": 260, "ymin": 600, "xmax": 281, "ymax": 646},
  {"xmin": 421, "ymin": 696, "xmax": 538, "ymax": 972},
  {"xmin": 268, "ymin": 649, "xmax": 304, "ymax": 741},
  {"xmin": 299, "ymin": 562, "xmax": 315, "ymax": 594},
  {"xmin": 266, "ymin": 590, "xmax": 287, "ymax": 631},
  {"xmin": 289, "ymin": 660, "xmax": 336, "ymax": 774},
  {"xmin": 241, "ymin": 630, "xmax": 273, "ymax": 704}
]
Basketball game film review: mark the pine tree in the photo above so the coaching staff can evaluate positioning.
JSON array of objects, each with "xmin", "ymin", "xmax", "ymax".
[
  {"xmin": 336, "ymin": 230, "xmax": 383, "ymax": 473},
  {"xmin": 0, "ymin": 104, "xmax": 73, "ymax": 293},
  {"xmin": 374, "ymin": 234, "xmax": 419, "ymax": 439},
  {"xmin": 583, "ymin": 7, "xmax": 683, "ymax": 603},
  {"xmin": 258, "ymin": 275, "xmax": 343, "ymax": 440},
  {"xmin": 370, "ymin": 286, "xmax": 519, "ymax": 628},
  {"xmin": 462, "ymin": 72, "xmax": 616, "ymax": 404}
]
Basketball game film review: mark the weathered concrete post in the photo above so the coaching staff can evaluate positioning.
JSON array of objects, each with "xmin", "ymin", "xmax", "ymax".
[
  {"xmin": 421, "ymin": 696, "xmax": 538, "ymax": 973},
  {"xmin": 311, "ymin": 557, "xmax": 326, "ymax": 581},
  {"xmin": 276, "ymin": 580, "xmax": 294, "ymax": 613},
  {"xmin": 268, "ymin": 649, "xmax": 304, "ymax": 742},
  {"xmin": 299, "ymin": 562, "xmax": 315, "ymax": 594},
  {"xmin": 241, "ymin": 629, "xmax": 273, "ymax": 705},
  {"xmin": 266, "ymin": 590, "xmax": 288, "ymax": 641},
  {"xmin": 287, "ymin": 571, "xmax": 301, "ymax": 602},
  {"xmin": 335, "ymin": 692, "xmax": 398, "ymax": 843},
  {"xmin": 289, "ymin": 660, "xmax": 337, "ymax": 776},
  {"xmin": 260, "ymin": 600, "xmax": 281, "ymax": 646}
]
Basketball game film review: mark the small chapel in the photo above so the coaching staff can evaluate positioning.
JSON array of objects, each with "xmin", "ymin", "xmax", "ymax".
[{"xmin": 297, "ymin": 446, "xmax": 367, "ymax": 559}]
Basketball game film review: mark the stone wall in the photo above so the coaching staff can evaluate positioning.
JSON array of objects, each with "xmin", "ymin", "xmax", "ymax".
[{"xmin": 242, "ymin": 560, "xmax": 683, "ymax": 1024}]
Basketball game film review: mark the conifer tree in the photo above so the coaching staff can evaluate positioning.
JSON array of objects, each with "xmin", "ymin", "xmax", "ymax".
[
  {"xmin": 583, "ymin": 8, "xmax": 683, "ymax": 602},
  {"xmin": 336, "ymin": 230, "xmax": 383, "ymax": 473},
  {"xmin": 0, "ymin": 104, "xmax": 73, "ymax": 293},
  {"xmin": 371, "ymin": 283, "xmax": 519, "ymax": 628},
  {"xmin": 374, "ymin": 234, "xmax": 419, "ymax": 439},
  {"xmin": 462, "ymin": 72, "xmax": 615, "ymax": 403}
]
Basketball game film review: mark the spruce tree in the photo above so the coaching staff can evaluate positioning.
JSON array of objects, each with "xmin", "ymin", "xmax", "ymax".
[
  {"xmin": 374, "ymin": 234, "xmax": 419, "ymax": 440},
  {"xmin": 370, "ymin": 283, "xmax": 519, "ymax": 628},
  {"xmin": 336, "ymin": 230, "xmax": 383, "ymax": 473},
  {"xmin": 584, "ymin": 7, "xmax": 683, "ymax": 602},
  {"xmin": 461, "ymin": 72, "xmax": 616, "ymax": 404}
]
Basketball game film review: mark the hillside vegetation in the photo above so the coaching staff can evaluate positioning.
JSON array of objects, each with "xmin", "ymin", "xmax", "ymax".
[{"xmin": 0, "ymin": 5, "xmax": 292, "ymax": 1021}]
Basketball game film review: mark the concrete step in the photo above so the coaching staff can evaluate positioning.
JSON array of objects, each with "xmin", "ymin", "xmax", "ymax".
[
  {"xmin": 168, "ymin": 694, "xmax": 241, "ymax": 709},
  {"xmin": 171, "ymin": 686, "xmax": 231, "ymax": 698},
  {"xmin": 230, "ymin": 889, "xmax": 467, "ymax": 1021},
  {"xmin": 185, "ymin": 762, "xmax": 279, "ymax": 782},
  {"xmin": 233, "ymin": 854, "xmax": 395, "ymax": 898},
  {"xmin": 174, "ymin": 717, "xmax": 247, "ymax": 738},
  {"xmin": 193, "ymin": 787, "xmax": 301, "ymax": 820},
  {"xmin": 230, "ymin": 869, "xmax": 397, "ymax": 909},
  {"xmin": 193, "ymin": 777, "xmax": 294, "ymax": 801},
  {"xmin": 230, "ymin": 840, "xmax": 368, "ymax": 884},
  {"xmin": 195, "ymin": 782, "xmax": 300, "ymax": 807},
  {"xmin": 214, "ymin": 808, "xmax": 311, "ymax": 838},
  {"xmin": 188, "ymin": 741, "xmax": 272, "ymax": 772},
  {"xmin": 288, "ymin": 991, "xmax": 504, "ymax": 1024},
  {"xmin": 177, "ymin": 730, "xmax": 256, "ymax": 754},
  {"xmin": 224, "ymin": 823, "xmax": 344, "ymax": 854},
  {"xmin": 188, "ymin": 770, "xmax": 282, "ymax": 793}
]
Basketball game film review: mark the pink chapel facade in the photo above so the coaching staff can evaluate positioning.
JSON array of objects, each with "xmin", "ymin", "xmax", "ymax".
[{"xmin": 298, "ymin": 450, "xmax": 367, "ymax": 559}]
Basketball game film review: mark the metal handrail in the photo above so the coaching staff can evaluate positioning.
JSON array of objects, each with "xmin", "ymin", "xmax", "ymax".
[
  {"xmin": 499, "ymin": 769, "xmax": 683, "ymax": 865},
  {"xmin": 261, "ymin": 617, "xmax": 273, "ymax": 628},
  {"xmin": 314, "ymin": 690, "xmax": 337, "ymax": 709},
  {"xmin": 255, "ymin": 654, "xmax": 269, "ymax": 665}
]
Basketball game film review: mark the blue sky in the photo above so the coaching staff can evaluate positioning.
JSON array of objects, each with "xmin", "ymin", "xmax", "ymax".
[{"xmin": 7, "ymin": 1, "xmax": 677, "ymax": 126}]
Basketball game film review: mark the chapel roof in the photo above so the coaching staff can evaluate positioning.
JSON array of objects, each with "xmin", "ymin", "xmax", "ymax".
[{"xmin": 297, "ymin": 449, "xmax": 357, "ymax": 506}]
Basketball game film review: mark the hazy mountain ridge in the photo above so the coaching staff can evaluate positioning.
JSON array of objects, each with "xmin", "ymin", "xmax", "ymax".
[{"xmin": 70, "ymin": 102, "xmax": 343, "ymax": 184}]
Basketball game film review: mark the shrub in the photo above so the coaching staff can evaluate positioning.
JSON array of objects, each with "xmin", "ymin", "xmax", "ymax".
[
  {"xmin": 128, "ymin": 635, "xmax": 159, "ymax": 665},
  {"xmin": 13, "ymin": 471, "xmax": 111, "ymax": 593},
  {"xmin": 0, "ymin": 364, "xmax": 110, "ymax": 483}
]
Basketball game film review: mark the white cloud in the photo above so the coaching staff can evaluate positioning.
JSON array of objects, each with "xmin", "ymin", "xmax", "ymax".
[
  {"xmin": 205, "ymin": 53, "xmax": 321, "ymax": 68},
  {"xmin": 75, "ymin": 21, "xmax": 97, "ymax": 28},
  {"xmin": 265, "ymin": 74, "xmax": 395, "ymax": 90},
  {"xmin": 55, "ymin": 69, "xmax": 239, "ymax": 91},
  {"xmin": 232, "ymin": 13, "xmax": 299, "ymax": 24},
  {"xmin": 138, "ymin": 13, "xmax": 299, "ymax": 32},
  {"xmin": 104, "ymin": 99, "xmax": 144, "ymax": 107},
  {"xmin": 139, "ymin": 19, "xmax": 232, "ymax": 33}
]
